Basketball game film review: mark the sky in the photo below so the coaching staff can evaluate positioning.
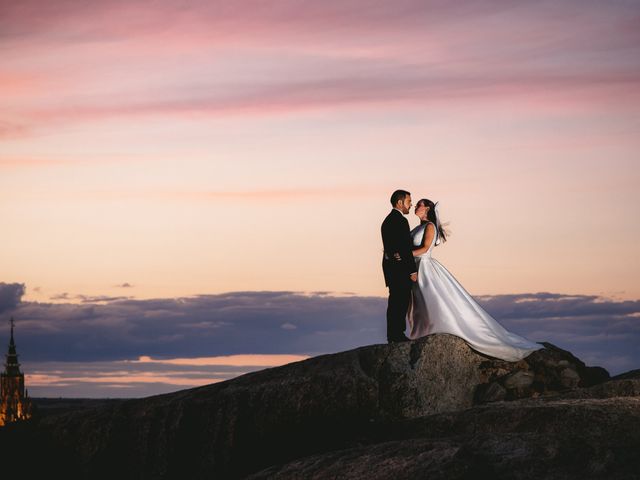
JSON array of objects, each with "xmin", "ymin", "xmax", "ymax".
[{"xmin": 1, "ymin": 0, "xmax": 639, "ymax": 397}]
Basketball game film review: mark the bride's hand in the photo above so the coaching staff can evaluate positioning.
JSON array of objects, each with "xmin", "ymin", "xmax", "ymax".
[{"xmin": 394, "ymin": 253, "xmax": 402, "ymax": 261}]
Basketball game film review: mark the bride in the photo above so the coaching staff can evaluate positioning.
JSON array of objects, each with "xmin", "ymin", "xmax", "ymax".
[{"xmin": 406, "ymin": 199, "xmax": 543, "ymax": 361}]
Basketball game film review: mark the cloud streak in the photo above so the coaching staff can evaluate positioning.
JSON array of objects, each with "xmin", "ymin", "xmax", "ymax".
[
  {"xmin": 132, "ymin": 353, "xmax": 309, "ymax": 367},
  {"xmin": 22, "ymin": 359, "xmax": 257, "ymax": 397},
  {"xmin": 3, "ymin": 1, "xmax": 639, "ymax": 52},
  {"xmin": 13, "ymin": 70, "xmax": 639, "ymax": 126},
  {"xmin": 2, "ymin": 0, "xmax": 639, "ymax": 138}
]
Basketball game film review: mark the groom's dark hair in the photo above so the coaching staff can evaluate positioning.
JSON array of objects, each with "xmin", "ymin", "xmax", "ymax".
[{"xmin": 390, "ymin": 189, "xmax": 410, "ymax": 207}]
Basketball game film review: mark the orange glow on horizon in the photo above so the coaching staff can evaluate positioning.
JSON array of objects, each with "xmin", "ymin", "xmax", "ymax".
[{"xmin": 132, "ymin": 354, "xmax": 310, "ymax": 367}]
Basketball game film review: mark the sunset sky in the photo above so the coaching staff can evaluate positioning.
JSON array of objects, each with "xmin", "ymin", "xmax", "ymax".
[{"xmin": 1, "ymin": 0, "xmax": 639, "ymax": 397}]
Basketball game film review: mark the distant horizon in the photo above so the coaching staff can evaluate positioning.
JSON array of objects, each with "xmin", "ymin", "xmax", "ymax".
[{"xmin": 2, "ymin": 283, "xmax": 638, "ymax": 398}]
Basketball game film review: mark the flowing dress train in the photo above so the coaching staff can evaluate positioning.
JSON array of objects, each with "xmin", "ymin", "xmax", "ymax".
[{"xmin": 408, "ymin": 222, "xmax": 543, "ymax": 361}]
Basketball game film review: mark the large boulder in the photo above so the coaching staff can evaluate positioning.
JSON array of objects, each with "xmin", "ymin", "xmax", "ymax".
[{"xmin": 473, "ymin": 341, "xmax": 610, "ymax": 403}]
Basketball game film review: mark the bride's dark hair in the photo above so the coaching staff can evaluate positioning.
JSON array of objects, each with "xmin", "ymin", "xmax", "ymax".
[{"xmin": 418, "ymin": 198, "xmax": 447, "ymax": 244}]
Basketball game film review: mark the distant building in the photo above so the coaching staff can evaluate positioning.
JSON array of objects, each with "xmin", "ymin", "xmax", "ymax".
[{"xmin": 0, "ymin": 317, "xmax": 32, "ymax": 426}]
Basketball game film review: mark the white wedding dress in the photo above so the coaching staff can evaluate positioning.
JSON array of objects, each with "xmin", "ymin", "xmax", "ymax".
[{"xmin": 407, "ymin": 222, "xmax": 543, "ymax": 361}]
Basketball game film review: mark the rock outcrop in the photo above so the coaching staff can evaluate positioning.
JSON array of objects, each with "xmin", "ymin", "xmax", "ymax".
[
  {"xmin": 0, "ymin": 334, "xmax": 635, "ymax": 480},
  {"xmin": 247, "ymin": 392, "xmax": 640, "ymax": 480}
]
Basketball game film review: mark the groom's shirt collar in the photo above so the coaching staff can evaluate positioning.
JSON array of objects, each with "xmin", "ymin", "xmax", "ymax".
[{"xmin": 393, "ymin": 208, "xmax": 404, "ymax": 215}]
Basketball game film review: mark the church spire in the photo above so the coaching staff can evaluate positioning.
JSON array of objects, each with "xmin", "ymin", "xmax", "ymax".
[
  {"xmin": 4, "ymin": 317, "xmax": 21, "ymax": 376},
  {"xmin": 9, "ymin": 317, "xmax": 16, "ymax": 349},
  {"xmin": 1, "ymin": 317, "xmax": 32, "ymax": 426}
]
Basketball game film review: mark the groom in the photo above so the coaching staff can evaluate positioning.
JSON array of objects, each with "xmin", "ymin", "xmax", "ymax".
[{"xmin": 381, "ymin": 189, "xmax": 418, "ymax": 343}]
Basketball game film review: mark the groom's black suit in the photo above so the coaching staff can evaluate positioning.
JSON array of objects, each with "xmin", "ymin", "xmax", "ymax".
[{"xmin": 381, "ymin": 209, "xmax": 417, "ymax": 342}]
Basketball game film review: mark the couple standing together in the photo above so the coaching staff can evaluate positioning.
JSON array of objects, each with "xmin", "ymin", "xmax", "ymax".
[{"xmin": 381, "ymin": 189, "xmax": 542, "ymax": 362}]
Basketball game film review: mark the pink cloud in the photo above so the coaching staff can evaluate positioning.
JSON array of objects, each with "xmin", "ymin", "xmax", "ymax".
[
  {"xmin": 0, "ymin": 71, "xmax": 46, "ymax": 95},
  {"xmin": 8, "ymin": 70, "xmax": 638, "ymax": 129},
  {"xmin": 3, "ymin": 1, "xmax": 638, "ymax": 66},
  {"xmin": 0, "ymin": 157, "xmax": 78, "ymax": 168},
  {"xmin": 2, "ymin": 1, "xmax": 638, "ymax": 138},
  {"xmin": 0, "ymin": 121, "xmax": 30, "ymax": 139},
  {"xmin": 4, "ymin": 1, "xmax": 637, "ymax": 52},
  {"xmin": 0, "ymin": 155, "xmax": 157, "ymax": 169},
  {"xmin": 31, "ymin": 186, "xmax": 382, "ymax": 202},
  {"xmin": 0, "ymin": 1, "xmax": 485, "ymax": 44}
]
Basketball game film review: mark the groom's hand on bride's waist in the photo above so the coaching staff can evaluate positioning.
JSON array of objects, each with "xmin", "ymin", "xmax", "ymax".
[
  {"xmin": 410, "ymin": 273, "xmax": 417, "ymax": 282},
  {"xmin": 384, "ymin": 252, "xmax": 403, "ymax": 262}
]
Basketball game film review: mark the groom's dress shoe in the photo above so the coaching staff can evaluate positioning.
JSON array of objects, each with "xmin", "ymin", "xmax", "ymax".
[{"xmin": 388, "ymin": 335, "xmax": 410, "ymax": 343}]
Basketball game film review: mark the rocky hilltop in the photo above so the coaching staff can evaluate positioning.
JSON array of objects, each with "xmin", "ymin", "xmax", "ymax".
[{"xmin": 1, "ymin": 334, "xmax": 638, "ymax": 479}]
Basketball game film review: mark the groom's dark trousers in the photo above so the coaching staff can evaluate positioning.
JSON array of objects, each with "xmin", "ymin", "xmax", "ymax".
[{"xmin": 381, "ymin": 209, "xmax": 417, "ymax": 342}]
